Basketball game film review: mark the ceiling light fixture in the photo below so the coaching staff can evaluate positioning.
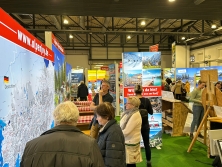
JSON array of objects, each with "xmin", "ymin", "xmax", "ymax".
[
  {"xmin": 211, "ymin": 24, "xmax": 217, "ymax": 29},
  {"xmin": 141, "ymin": 21, "xmax": 146, "ymax": 26},
  {"xmin": 169, "ymin": 0, "xmax": 175, "ymax": 2},
  {"xmin": 127, "ymin": 35, "xmax": 131, "ymax": 39},
  {"xmin": 181, "ymin": 36, "xmax": 186, "ymax": 40},
  {"xmin": 63, "ymin": 19, "xmax": 69, "ymax": 24},
  {"xmin": 69, "ymin": 34, "xmax": 73, "ymax": 39}
]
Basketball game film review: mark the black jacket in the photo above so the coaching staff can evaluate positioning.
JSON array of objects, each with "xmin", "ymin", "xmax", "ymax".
[
  {"xmin": 20, "ymin": 125, "xmax": 104, "ymax": 167},
  {"xmin": 139, "ymin": 97, "xmax": 153, "ymax": 129},
  {"xmin": 77, "ymin": 84, "xmax": 88, "ymax": 98},
  {"xmin": 97, "ymin": 119, "xmax": 126, "ymax": 167}
]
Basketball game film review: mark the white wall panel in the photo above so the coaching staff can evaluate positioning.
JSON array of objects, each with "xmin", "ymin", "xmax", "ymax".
[
  {"xmin": 108, "ymin": 48, "xmax": 122, "ymax": 59},
  {"xmin": 191, "ymin": 43, "xmax": 222, "ymax": 66},
  {"xmin": 92, "ymin": 47, "xmax": 107, "ymax": 59},
  {"xmin": 66, "ymin": 54, "xmax": 90, "ymax": 69},
  {"xmin": 123, "ymin": 48, "xmax": 138, "ymax": 52}
]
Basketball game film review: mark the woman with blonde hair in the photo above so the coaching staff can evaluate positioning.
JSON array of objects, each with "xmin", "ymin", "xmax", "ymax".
[{"xmin": 120, "ymin": 96, "xmax": 142, "ymax": 167}]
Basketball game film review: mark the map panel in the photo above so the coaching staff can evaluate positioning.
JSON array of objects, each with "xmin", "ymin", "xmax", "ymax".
[{"xmin": 0, "ymin": 37, "xmax": 54, "ymax": 167}]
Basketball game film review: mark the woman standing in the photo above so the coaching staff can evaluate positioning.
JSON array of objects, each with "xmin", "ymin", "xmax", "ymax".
[
  {"xmin": 189, "ymin": 80, "xmax": 206, "ymax": 140},
  {"xmin": 135, "ymin": 85, "xmax": 153, "ymax": 167},
  {"xmin": 174, "ymin": 80, "xmax": 182, "ymax": 100},
  {"xmin": 120, "ymin": 96, "xmax": 142, "ymax": 167},
  {"xmin": 95, "ymin": 102, "xmax": 126, "ymax": 167}
]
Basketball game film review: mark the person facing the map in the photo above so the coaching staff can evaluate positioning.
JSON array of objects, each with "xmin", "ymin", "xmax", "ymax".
[
  {"xmin": 89, "ymin": 80, "xmax": 113, "ymax": 139},
  {"xmin": 77, "ymin": 80, "xmax": 89, "ymax": 101},
  {"xmin": 20, "ymin": 101, "xmax": 104, "ymax": 167},
  {"xmin": 189, "ymin": 80, "xmax": 206, "ymax": 140}
]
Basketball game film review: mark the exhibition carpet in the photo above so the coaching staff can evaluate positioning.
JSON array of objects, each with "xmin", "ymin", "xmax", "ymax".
[
  {"xmin": 138, "ymin": 134, "xmax": 213, "ymax": 167},
  {"xmin": 115, "ymin": 117, "xmax": 213, "ymax": 167}
]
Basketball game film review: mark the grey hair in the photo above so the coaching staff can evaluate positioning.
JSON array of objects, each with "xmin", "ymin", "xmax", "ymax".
[
  {"xmin": 127, "ymin": 96, "xmax": 141, "ymax": 108},
  {"xmin": 53, "ymin": 101, "xmax": 79, "ymax": 126}
]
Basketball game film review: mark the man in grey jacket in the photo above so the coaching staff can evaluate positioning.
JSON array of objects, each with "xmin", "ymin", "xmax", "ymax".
[{"xmin": 20, "ymin": 101, "xmax": 104, "ymax": 167}]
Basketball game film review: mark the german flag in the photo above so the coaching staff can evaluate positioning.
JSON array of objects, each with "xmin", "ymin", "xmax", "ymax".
[{"xmin": 4, "ymin": 76, "xmax": 9, "ymax": 84}]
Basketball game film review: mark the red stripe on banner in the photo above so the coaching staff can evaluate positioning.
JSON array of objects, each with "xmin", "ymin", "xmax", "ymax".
[
  {"xmin": 0, "ymin": 8, "xmax": 54, "ymax": 62},
  {"xmin": 52, "ymin": 33, "xmax": 65, "ymax": 54},
  {"xmin": 124, "ymin": 86, "xmax": 162, "ymax": 97}
]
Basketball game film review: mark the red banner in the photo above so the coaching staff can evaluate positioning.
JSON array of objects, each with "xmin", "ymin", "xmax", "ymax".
[
  {"xmin": 100, "ymin": 66, "xmax": 109, "ymax": 71},
  {"xmin": 0, "ymin": 8, "xmax": 54, "ymax": 62},
  {"xmin": 52, "ymin": 33, "xmax": 65, "ymax": 54},
  {"xmin": 149, "ymin": 44, "xmax": 159, "ymax": 52},
  {"xmin": 124, "ymin": 86, "xmax": 161, "ymax": 97}
]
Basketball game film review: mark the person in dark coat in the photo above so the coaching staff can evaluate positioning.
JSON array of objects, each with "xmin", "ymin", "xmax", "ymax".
[
  {"xmin": 77, "ymin": 81, "xmax": 89, "ymax": 101},
  {"xmin": 134, "ymin": 84, "xmax": 153, "ymax": 167},
  {"xmin": 20, "ymin": 101, "xmax": 104, "ymax": 167},
  {"xmin": 95, "ymin": 102, "xmax": 126, "ymax": 167}
]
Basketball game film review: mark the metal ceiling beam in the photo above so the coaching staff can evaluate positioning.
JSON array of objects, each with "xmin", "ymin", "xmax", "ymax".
[
  {"xmin": 79, "ymin": 16, "xmax": 85, "ymax": 30},
  {"xmin": 27, "ymin": 28, "xmax": 201, "ymax": 36},
  {"xmin": 50, "ymin": 15, "xmax": 61, "ymax": 29},
  {"xmin": 92, "ymin": 16, "xmax": 110, "ymax": 31},
  {"xmin": 102, "ymin": 17, "xmax": 111, "ymax": 31}
]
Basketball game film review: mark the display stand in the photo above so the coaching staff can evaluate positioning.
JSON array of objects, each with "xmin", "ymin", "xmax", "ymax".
[
  {"xmin": 74, "ymin": 101, "xmax": 94, "ymax": 132},
  {"xmin": 162, "ymin": 98, "xmax": 191, "ymax": 136},
  {"xmin": 187, "ymin": 69, "xmax": 218, "ymax": 153}
]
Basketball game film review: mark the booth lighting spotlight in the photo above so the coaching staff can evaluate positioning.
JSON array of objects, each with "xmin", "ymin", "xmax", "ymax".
[
  {"xmin": 211, "ymin": 24, "xmax": 217, "ymax": 29},
  {"xmin": 127, "ymin": 35, "xmax": 131, "ymax": 39},
  {"xmin": 141, "ymin": 21, "xmax": 146, "ymax": 26},
  {"xmin": 69, "ymin": 34, "xmax": 73, "ymax": 39},
  {"xmin": 169, "ymin": 0, "xmax": 175, "ymax": 2},
  {"xmin": 181, "ymin": 36, "xmax": 186, "ymax": 40},
  {"xmin": 63, "ymin": 19, "xmax": 69, "ymax": 24}
]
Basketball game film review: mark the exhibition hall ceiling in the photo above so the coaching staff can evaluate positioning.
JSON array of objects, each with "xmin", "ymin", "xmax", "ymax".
[{"xmin": 1, "ymin": 0, "xmax": 222, "ymax": 50}]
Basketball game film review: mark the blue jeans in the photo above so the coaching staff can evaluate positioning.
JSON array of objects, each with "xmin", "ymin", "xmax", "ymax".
[{"xmin": 190, "ymin": 105, "xmax": 204, "ymax": 133}]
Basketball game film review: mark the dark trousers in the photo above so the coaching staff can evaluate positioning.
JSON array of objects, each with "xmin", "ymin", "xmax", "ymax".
[
  {"xmin": 141, "ymin": 127, "xmax": 151, "ymax": 161},
  {"xmin": 80, "ymin": 97, "xmax": 87, "ymax": 101},
  {"xmin": 127, "ymin": 164, "xmax": 136, "ymax": 167}
]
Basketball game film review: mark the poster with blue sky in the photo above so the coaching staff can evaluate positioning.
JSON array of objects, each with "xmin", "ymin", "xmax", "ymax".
[
  {"xmin": 176, "ymin": 66, "xmax": 222, "ymax": 92},
  {"xmin": 123, "ymin": 52, "xmax": 142, "ymax": 70},
  {"xmin": 142, "ymin": 69, "xmax": 162, "ymax": 86},
  {"xmin": 142, "ymin": 52, "xmax": 161, "ymax": 69}
]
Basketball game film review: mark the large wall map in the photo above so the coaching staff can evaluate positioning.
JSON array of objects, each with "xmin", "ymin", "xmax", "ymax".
[{"xmin": 0, "ymin": 8, "xmax": 54, "ymax": 166}]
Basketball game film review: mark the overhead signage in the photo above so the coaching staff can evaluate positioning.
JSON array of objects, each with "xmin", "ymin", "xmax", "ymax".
[{"xmin": 0, "ymin": 8, "xmax": 54, "ymax": 62}]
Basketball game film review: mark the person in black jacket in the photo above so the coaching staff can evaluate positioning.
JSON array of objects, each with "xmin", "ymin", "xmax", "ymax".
[
  {"xmin": 95, "ymin": 102, "xmax": 126, "ymax": 167},
  {"xmin": 20, "ymin": 101, "xmax": 104, "ymax": 167},
  {"xmin": 77, "ymin": 81, "xmax": 89, "ymax": 101},
  {"xmin": 134, "ymin": 84, "xmax": 153, "ymax": 167}
]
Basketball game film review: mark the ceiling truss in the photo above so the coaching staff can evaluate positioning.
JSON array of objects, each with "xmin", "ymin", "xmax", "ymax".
[{"xmin": 10, "ymin": 13, "xmax": 222, "ymax": 51}]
